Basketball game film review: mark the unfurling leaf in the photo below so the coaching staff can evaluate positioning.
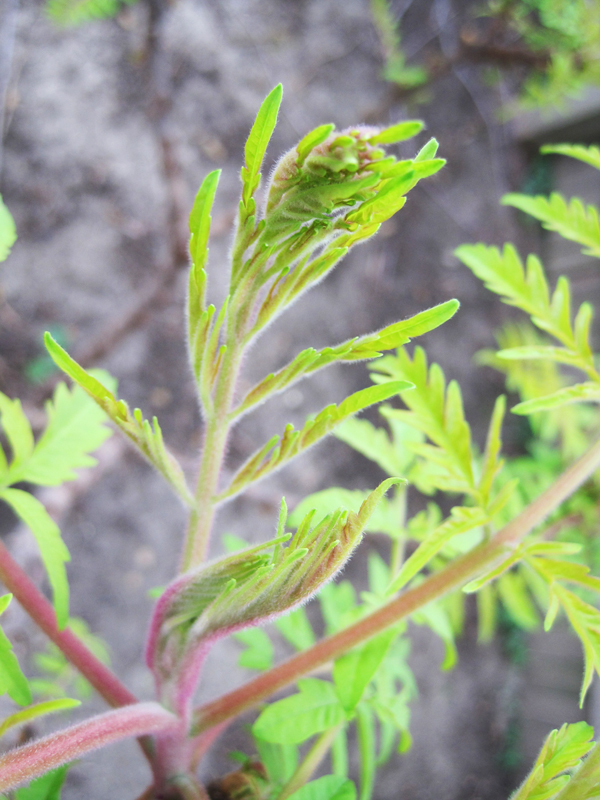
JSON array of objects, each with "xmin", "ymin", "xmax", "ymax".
[
  {"xmin": 44, "ymin": 334, "xmax": 193, "ymax": 506},
  {"xmin": 147, "ymin": 480, "xmax": 400, "ymax": 695}
]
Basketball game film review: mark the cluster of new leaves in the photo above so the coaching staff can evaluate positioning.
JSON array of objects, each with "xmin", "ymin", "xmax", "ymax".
[{"xmin": 148, "ymin": 481, "xmax": 399, "ymax": 710}]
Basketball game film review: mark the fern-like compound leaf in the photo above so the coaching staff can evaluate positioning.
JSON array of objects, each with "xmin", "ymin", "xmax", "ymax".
[
  {"xmin": 502, "ymin": 192, "xmax": 600, "ymax": 258},
  {"xmin": 45, "ymin": 334, "xmax": 193, "ymax": 506},
  {"xmin": 219, "ymin": 383, "xmax": 411, "ymax": 501}
]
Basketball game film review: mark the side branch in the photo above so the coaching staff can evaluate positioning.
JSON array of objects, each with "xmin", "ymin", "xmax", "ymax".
[
  {"xmin": 192, "ymin": 435, "xmax": 600, "ymax": 733},
  {"xmin": 0, "ymin": 702, "xmax": 178, "ymax": 792}
]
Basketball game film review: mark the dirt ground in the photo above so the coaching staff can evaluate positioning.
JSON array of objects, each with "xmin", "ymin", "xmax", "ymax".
[{"xmin": 0, "ymin": 0, "xmax": 588, "ymax": 797}]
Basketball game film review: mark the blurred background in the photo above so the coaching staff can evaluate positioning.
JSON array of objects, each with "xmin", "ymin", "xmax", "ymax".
[{"xmin": 1, "ymin": 0, "xmax": 600, "ymax": 797}]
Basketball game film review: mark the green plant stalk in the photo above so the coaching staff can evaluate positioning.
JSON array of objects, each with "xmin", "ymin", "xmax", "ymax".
[
  {"xmin": 192, "ymin": 433, "xmax": 600, "ymax": 734},
  {"xmin": 181, "ymin": 340, "xmax": 244, "ymax": 570},
  {"xmin": 278, "ymin": 724, "xmax": 343, "ymax": 800}
]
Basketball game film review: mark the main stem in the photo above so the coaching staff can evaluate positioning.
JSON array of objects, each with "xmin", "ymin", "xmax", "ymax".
[
  {"xmin": 192, "ymin": 434, "xmax": 600, "ymax": 734},
  {"xmin": 181, "ymin": 342, "xmax": 242, "ymax": 571}
]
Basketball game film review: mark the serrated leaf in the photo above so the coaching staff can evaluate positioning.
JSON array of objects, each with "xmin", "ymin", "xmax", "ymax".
[
  {"xmin": 513, "ymin": 383, "xmax": 600, "ymax": 414},
  {"xmin": 502, "ymin": 192, "xmax": 600, "ymax": 258},
  {"xmin": 0, "ymin": 698, "xmax": 80, "ymax": 739},
  {"xmin": 220, "ymin": 383, "xmax": 410, "ymax": 501},
  {"xmin": 333, "ymin": 629, "xmax": 396, "ymax": 713},
  {"xmin": 44, "ymin": 334, "xmax": 193, "ymax": 506},
  {"xmin": 371, "ymin": 347, "xmax": 476, "ymax": 496},
  {"xmin": 241, "ymin": 84, "xmax": 283, "ymax": 208},
  {"xmin": 233, "ymin": 628, "xmax": 273, "ymax": 671},
  {"xmin": 7, "ymin": 378, "xmax": 114, "ymax": 487},
  {"xmin": 0, "ymin": 595, "xmax": 31, "ymax": 706},
  {"xmin": 0, "ymin": 195, "xmax": 17, "ymax": 263},
  {"xmin": 541, "ymin": 143, "xmax": 600, "ymax": 171},
  {"xmin": 252, "ymin": 678, "xmax": 345, "ymax": 744},
  {"xmin": 0, "ymin": 393, "xmax": 34, "ymax": 477},
  {"xmin": 388, "ymin": 506, "xmax": 489, "ymax": 593},
  {"xmin": 287, "ymin": 775, "xmax": 356, "ymax": 800},
  {"xmin": 510, "ymin": 721, "xmax": 594, "ymax": 800},
  {"xmin": 0, "ymin": 489, "xmax": 70, "ymax": 629},
  {"xmin": 234, "ymin": 301, "xmax": 457, "ymax": 420}
]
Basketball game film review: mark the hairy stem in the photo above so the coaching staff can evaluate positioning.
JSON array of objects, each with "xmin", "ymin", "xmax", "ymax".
[
  {"xmin": 0, "ymin": 541, "xmax": 158, "ymax": 765},
  {"xmin": 0, "ymin": 541, "xmax": 136, "ymax": 709},
  {"xmin": 181, "ymin": 342, "xmax": 243, "ymax": 570},
  {"xmin": 0, "ymin": 703, "xmax": 178, "ymax": 793},
  {"xmin": 279, "ymin": 724, "xmax": 343, "ymax": 800},
  {"xmin": 192, "ymin": 434, "xmax": 600, "ymax": 733}
]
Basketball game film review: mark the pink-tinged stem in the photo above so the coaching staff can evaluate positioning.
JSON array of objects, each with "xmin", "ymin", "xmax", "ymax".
[
  {"xmin": 192, "ymin": 434, "xmax": 600, "ymax": 733},
  {"xmin": 0, "ymin": 702, "xmax": 178, "ymax": 792},
  {"xmin": 0, "ymin": 542, "xmax": 137, "ymax": 710}
]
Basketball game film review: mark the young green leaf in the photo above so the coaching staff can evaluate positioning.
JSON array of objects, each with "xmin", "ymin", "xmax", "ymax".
[
  {"xmin": 6, "ymin": 379, "xmax": 114, "ymax": 487},
  {"xmin": 510, "ymin": 721, "xmax": 594, "ymax": 800},
  {"xmin": 0, "ymin": 489, "xmax": 70, "ymax": 629},
  {"xmin": 44, "ymin": 334, "xmax": 193, "ymax": 506},
  {"xmin": 233, "ymin": 300, "xmax": 458, "ymax": 420},
  {"xmin": 541, "ymin": 143, "xmax": 600, "ymax": 171},
  {"xmin": 241, "ymin": 84, "xmax": 283, "ymax": 209},
  {"xmin": 367, "ymin": 121, "xmax": 423, "ymax": 145},
  {"xmin": 0, "ymin": 594, "xmax": 32, "ymax": 706},
  {"xmin": 333, "ymin": 629, "xmax": 396, "ymax": 713},
  {"xmin": 502, "ymin": 192, "xmax": 600, "ymax": 258},
  {"xmin": 286, "ymin": 775, "xmax": 356, "ymax": 800},
  {"xmin": 219, "ymin": 383, "xmax": 411, "ymax": 501},
  {"xmin": 0, "ymin": 394, "xmax": 35, "ymax": 478},
  {"xmin": 371, "ymin": 347, "xmax": 476, "ymax": 497},
  {"xmin": 513, "ymin": 382, "xmax": 600, "ymax": 415},
  {"xmin": 289, "ymin": 487, "xmax": 401, "ymax": 538},
  {"xmin": 252, "ymin": 678, "xmax": 345, "ymax": 744},
  {"xmin": 188, "ymin": 169, "xmax": 220, "ymax": 369},
  {"xmin": 0, "ymin": 195, "xmax": 17, "ymax": 263},
  {"xmin": 0, "ymin": 698, "xmax": 80, "ymax": 740}
]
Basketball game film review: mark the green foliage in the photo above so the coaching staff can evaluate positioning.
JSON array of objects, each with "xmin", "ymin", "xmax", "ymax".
[
  {"xmin": 287, "ymin": 775, "xmax": 356, "ymax": 800},
  {"xmin": 0, "ymin": 377, "xmax": 115, "ymax": 628},
  {"xmin": 0, "ymin": 594, "xmax": 31, "ymax": 707},
  {"xmin": 45, "ymin": 0, "xmax": 136, "ymax": 25},
  {"xmin": 10, "ymin": 766, "xmax": 70, "ymax": 800},
  {"xmin": 44, "ymin": 334, "xmax": 194, "ymax": 507},
  {"xmin": 510, "ymin": 722, "xmax": 594, "ymax": 800},
  {"xmin": 0, "ymin": 196, "xmax": 16, "ymax": 263}
]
